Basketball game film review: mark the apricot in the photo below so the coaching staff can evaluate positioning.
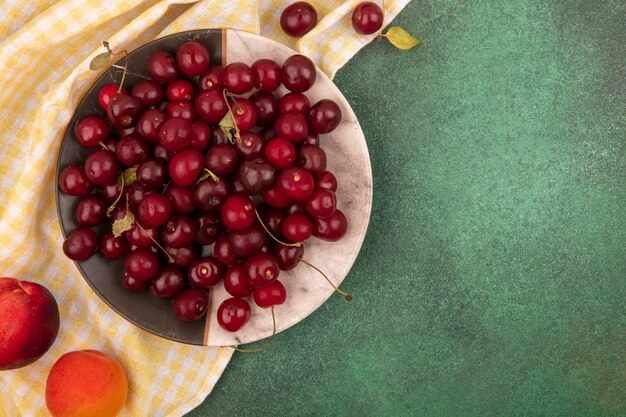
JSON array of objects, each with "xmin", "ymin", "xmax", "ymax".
[{"xmin": 45, "ymin": 350, "xmax": 128, "ymax": 417}]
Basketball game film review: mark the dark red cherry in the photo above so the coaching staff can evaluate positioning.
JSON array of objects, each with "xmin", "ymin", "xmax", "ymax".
[
  {"xmin": 280, "ymin": 2, "xmax": 318, "ymax": 37},
  {"xmin": 282, "ymin": 213, "xmax": 313, "ymax": 242},
  {"xmin": 205, "ymin": 144, "xmax": 238, "ymax": 176},
  {"xmin": 164, "ymin": 184, "xmax": 197, "ymax": 215},
  {"xmin": 137, "ymin": 158, "xmax": 168, "ymax": 187},
  {"xmin": 99, "ymin": 84, "xmax": 126, "ymax": 111},
  {"xmin": 188, "ymin": 257, "xmax": 224, "ymax": 288},
  {"xmin": 312, "ymin": 209, "xmax": 348, "ymax": 241},
  {"xmin": 107, "ymin": 93, "xmax": 141, "ymax": 128},
  {"xmin": 176, "ymin": 41, "xmax": 210, "ymax": 76},
  {"xmin": 161, "ymin": 215, "xmax": 198, "ymax": 248},
  {"xmin": 275, "ymin": 112, "xmax": 308, "ymax": 142},
  {"xmin": 253, "ymin": 280, "xmax": 287, "ymax": 308},
  {"xmin": 198, "ymin": 66, "xmax": 224, "ymax": 91},
  {"xmin": 63, "ymin": 227, "xmax": 98, "ymax": 261},
  {"xmin": 166, "ymin": 244, "xmax": 199, "ymax": 268},
  {"xmin": 352, "ymin": 2, "xmax": 384, "ymax": 35},
  {"xmin": 193, "ymin": 177, "xmax": 230, "ymax": 210},
  {"xmin": 136, "ymin": 109, "xmax": 167, "ymax": 143},
  {"xmin": 131, "ymin": 79, "xmax": 165, "ymax": 108},
  {"xmin": 137, "ymin": 193, "xmax": 172, "ymax": 227},
  {"xmin": 308, "ymin": 99, "xmax": 342, "ymax": 133},
  {"xmin": 173, "ymin": 289, "xmax": 208, "ymax": 321},
  {"xmin": 217, "ymin": 297, "xmax": 250, "ymax": 331},
  {"xmin": 148, "ymin": 50, "xmax": 180, "ymax": 83},
  {"xmin": 76, "ymin": 195, "xmax": 107, "ymax": 226},
  {"xmin": 84, "ymin": 149, "xmax": 119, "ymax": 185},
  {"xmin": 221, "ymin": 194, "xmax": 256, "ymax": 232},
  {"xmin": 125, "ymin": 248, "xmax": 159, "ymax": 281},
  {"xmin": 194, "ymin": 211, "xmax": 224, "ymax": 245},
  {"xmin": 125, "ymin": 223, "xmax": 159, "ymax": 248},
  {"xmin": 224, "ymin": 264, "xmax": 253, "ymax": 297},
  {"xmin": 296, "ymin": 144, "xmax": 327, "ymax": 177},
  {"xmin": 223, "ymin": 62, "xmax": 254, "ymax": 94},
  {"xmin": 165, "ymin": 100, "xmax": 196, "ymax": 121},
  {"xmin": 251, "ymin": 58, "xmax": 282, "ymax": 92},
  {"xmin": 99, "ymin": 231, "xmax": 128, "ymax": 260},
  {"xmin": 75, "ymin": 115, "xmax": 110, "ymax": 148},
  {"xmin": 195, "ymin": 89, "xmax": 228, "ymax": 124},
  {"xmin": 305, "ymin": 188, "xmax": 336, "ymax": 218},
  {"xmin": 229, "ymin": 223, "xmax": 266, "ymax": 257},
  {"xmin": 167, "ymin": 79, "xmax": 196, "ymax": 101},
  {"xmin": 276, "ymin": 167, "xmax": 315, "ymax": 201},
  {"xmin": 262, "ymin": 184, "xmax": 292, "ymax": 208},
  {"xmin": 123, "ymin": 273, "xmax": 148, "ymax": 291},
  {"xmin": 281, "ymin": 54, "xmax": 316, "ymax": 93},
  {"xmin": 264, "ymin": 137, "xmax": 296, "ymax": 169},
  {"xmin": 158, "ymin": 117, "xmax": 192, "ymax": 152},
  {"xmin": 116, "ymin": 134, "xmax": 151, "ymax": 166},
  {"xmin": 279, "ymin": 92, "xmax": 310, "ymax": 115},
  {"xmin": 238, "ymin": 157, "xmax": 276, "ymax": 194},
  {"xmin": 150, "ymin": 265, "xmax": 186, "ymax": 299},
  {"xmin": 234, "ymin": 131, "xmax": 265, "ymax": 159},
  {"xmin": 272, "ymin": 243, "xmax": 304, "ymax": 271},
  {"xmin": 250, "ymin": 91, "xmax": 279, "ymax": 127},
  {"xmin": 168, "ymin": 149, "xmax": 204, "ymax": 187},
  {"xmin": 126, "ymin": 181, "xmax": 157, "ymax": 211},
  {"xmin": 229, "ymin": 98, "xmax": 257, "ymax": 131},
  {"xmin": 190, "ymin": 121, "xmax": 211, "ymax": 151},
  {"xmin": 245, "ymin": 252, "xmax": 280, "ymax": 288},
  {"xmin": 213, "ymin": 234, "xmax": 239, "ymax": 265},
  {"xmin": 59, "ymin": 165, "xmax": 94, "ymax": 195},
  {"xmin": 315, "ymin": 170, "xmax": 338, "ymax": 191}
]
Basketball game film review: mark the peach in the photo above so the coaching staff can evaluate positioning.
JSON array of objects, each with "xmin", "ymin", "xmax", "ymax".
[{"xmin": 45, "ymin": 350, "xmax": 128, "ymax": 417}]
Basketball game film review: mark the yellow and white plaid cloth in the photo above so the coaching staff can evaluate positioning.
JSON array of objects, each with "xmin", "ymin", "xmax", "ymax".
[{"xmin": 0, "ymin": 0, "xmax": 410, "ymax": 415}]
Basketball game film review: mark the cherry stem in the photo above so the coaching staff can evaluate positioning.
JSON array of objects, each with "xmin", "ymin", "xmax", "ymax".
[
  {"xmin": 233, "ymin": 306, "xmax": 276, "ymax": 353},
  {"xmin": 103, "ymin": 41, "xmax": 128, "ymax": 94},
  {"xmin": 222, "ymin": 89, "xmax": 242, "ymax": 143},
  {"xmin": 106, "ymin": 171, "xmax": 125, "ymax": 217},
  {"xmin": 98, "ymin": 140, "xmax": 113, "ymax": 151},
  {"xmin": 254, "ymin": 209, "xmax": 302, "ymax": 248},
  {"xmin": 194, "ymin": 168, "xmax": 219, "ymax": 185},
  {"xmin": 136, "ymin": 222, "xmax": 175, "ymax": 263},
  {"xmin": 301, "ymin": 259, "xmax": 352, "ymax": 301}
]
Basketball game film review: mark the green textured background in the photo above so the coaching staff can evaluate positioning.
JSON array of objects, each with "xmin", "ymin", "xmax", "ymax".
[{"xmin": 189, "ymin": 1, "xmax": 625, "ymax": 416}]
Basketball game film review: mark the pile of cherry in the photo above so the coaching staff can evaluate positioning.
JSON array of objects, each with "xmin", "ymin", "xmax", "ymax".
[{"xmin": 59, "ymin": 41, "xmax": 348, "ymax": 333}]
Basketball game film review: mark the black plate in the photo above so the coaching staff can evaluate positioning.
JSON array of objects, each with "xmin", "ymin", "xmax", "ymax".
[{"xmin": 56, "ymin": 29, "xmax": 224, "ymax": 345}]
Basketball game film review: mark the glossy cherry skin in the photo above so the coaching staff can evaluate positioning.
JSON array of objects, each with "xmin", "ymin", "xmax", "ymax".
[
  {"xmin": 275, "ymin": 112, "xmax": 308, "ymax": 142},
  {"xmin": 164, "ymin": 184, "xmax": 197, "ymax": 215},
  {"xmin": 223, "ymin": 62, "xmax": 255, "ymax": 94},
  {"xmin": 165, "ymin": 100, "xmax": 196, "ymax": 121},
  {"xmin": 276, "ymin": 167, "xmax": 315, "ymax": 201},
  {"xmin": 280, "ymin": 2, "xmax": 318, "ymax": 37},
  {"xmin": 123, "ymin": 273, "xmax": 148, "ymax": 291},
  {"xmin": 190, "ymin": 121, "xmax": 211, "ymax": 151},
  {"xmin": 59, "ymin": 165, "xmax": 94, "ymax": 196},
  {"xmin": 264, "ymin": 137, "xmax": 296, "ymax": 169},
  {"xmin": 165, "ymin": 244, "xmax": 199, "ymax": 268},
  {"xmin": 213, "ymin": 234, "xmax": 239, "ymax": 266},
  {"xmin": 305, "ymin": 188, "xmax": 336, "ymax": 218},
  {"xmin": 282, "ymin": 213, "xmax": 313, "ymax": 242},
  {"xmin": 245, "ymin": 252, "xmax": 280, "ymax": 288},
  {"xmin": 75, "ymin": 115, "xmax": 110, "ymax": 148},
  {"xmin": 281, "ymin": 54, "xmax": 316, "ymax": 93},
  {"xmin": 101, "ymin": 180, "xmax": 124, "ymax": 204},
  {"xmin": 279, "ymin": 92, "xmax": 310, "ymax": 115},
  {"xmin": 352, "ymin": 2, "xmax": 384, "ymax": 35},
  {"xmin": 253, "ymin": 280, "xmax": 287, "ymax": 308},
  {"xmin": 296, "ymin": 144, "xmax": 327, "ymax": 177},
  {"xmin": 262, "ymin": 184, "xmax": 292, "ymax": 208},
  {"xmin": 167, "ymin": 79, "xmax": 196, "ymax": 101},
  {"xmin": 315, "ymin": 170, "xmax": 338, "ymax": 191},
  {"xmin": 137, "ymin": 158, "xmax": 168, "ymax": 187},
  {"xmin": 250, "ymin": 91, "xmax": 279, "ymax": 127},
  {"xmin": 107, "ymin": 93, "xmax": 141, "ymax": 128},
  {"xmin": 230, "ymin": 98, "xmax": 257, "ymax": 131},
  {"xmin": 150, "ymin": 265, "xmax": 186, "ymax": 299},
  {"xmin": 63, "ymin": 227, "xmax": 98, "ymax": 261},
  {"xmin": 308, "ymin": 99, "xmax": 342, "ymax": 133},
  {"xmin": 161, "ymin": 215, "xmax": 198, "ymax": 248},
  {"xmin": 136, "ymin": 109, "xmax": 167, "ymax": 143},
  {"xmin": 238, "ymin": 157, "xmax": 276, "ymax": 194},
  {"xmin": 98, "ymin": 84, "xmax": 126, "ymax": 110},
  {"xmin": 126, "ymin": 181, "xmax": 157, "ymax": 211},
  {"xmin": 76, "ymin": 195, "xmax": 107, "ymax": 226},
  {"xmin": 235, "ymin": 132, "xmax": 265, "ymax": 159},
  {"xmin": 205, "ymin": 144, "xmax": 238, "ymax": 176},
  {"xmin": 173, "ymin": 289, "xmax": 208, "ymax": 322},
  {"xmin": 168, "ymin": 149, "xmax": 204, "ymax": 187},
  {"xmin": 217, "ymin": 297, "xmax": 251, "ymax": 332},
  {"xmin": 176, "ymin": 41, "xmax": 210, "ymax": 76},
  {"xmin": 258, "ymin": 207, "xmax": 286, "ymax": 237},
  {"xmin": 198, "ymin": 66, "xmax": 224, "ymax": 91},
  {"xmin": 223, "ymin": 264, "xmax": 253, "ymax": 297},
  {"xmin": 148, "ymin": 50, "xmax": 180, "ymax": 83},
  {"xmin": 131, "ymin": 79, "xmax": 165, "ymax": 108},
  {"xmin": 251, "ymin": 58, "xmax": 282, "ymax": 92},
  {"xmin": 124, "ymin": 223, "xmax": 159, "ymax": 248},
  {"xmin": 221, "ymin": 194, "xmax": 256, "ymax": 232},
  {"xmin": 194, "ymin": 210, "xmax": 224, "ymax": 245},
  {"xmin": 193, "ymin": 177, "xmax": 230, "ymax": 211},
  {"xmin": 99, "ymin": 232, "xmax": 128, "ymax": 260},
  {"xmin": 188, "ymin": 257, "xmax": 224, "ymax": 288},
  {"xmin": 158, "ymin": 117, "xmax": 192, "ymax": 152},
  {"xmin": 84, "ymin": 149, "xmax": 119, "ymax": 185},
  {"xmin": 125, "ymin": 249, "xmax": 159, "ymax": 281},
  {"xmin": 195, "ymin": 89, "xmax": 228, "ymax": 124},
  {"xmin": 137, "ymin": 193, "xmax": 172, "ymax": 227},
  {"xmin": 229, "ymin": 223, "xmax": 266, "ymax": 257},
  {"xmin": 272, "ymin": 243, "xmax": 304, "ymax": 271},
  {"xmin": 312, "ymin": 208, "xmax": 348, "ymax": 241},
  {"xmin": 116, "ymin": 134, "xmax": 151, "ymax": 166}
]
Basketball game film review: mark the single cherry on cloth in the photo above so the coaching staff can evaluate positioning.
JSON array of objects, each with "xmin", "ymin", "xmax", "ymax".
[
  {"xmin": 253, "ymin": 280, "xmax": 287, "ymax": 308},
  {"xmin": 281, "ymin": 54, "xmax": 316, "ymax": 93},
  {"xmin": 188, "ymin": 257, "xmax": 224, "ymax": 288},
  {"xmin": 173, "ymin": 288, "xmax": 208, "ymax": 322},
  {"xmin": 176, "ymin": 41, "xmax": 210, "ymax": 76},
  {"xmin": 280, "ymin": 2, "xmax": 318, "ymax": 37},
  {"xmin": 352, "ymin": 1, "xmax": 384, "ymax": 35},
  {"xmin": 75, "ymin": 115, "xmax": 110, "ymax": 148},
  {"xmin": 217, "ymin": 297, "xmax": 251, "ymax": 332}
]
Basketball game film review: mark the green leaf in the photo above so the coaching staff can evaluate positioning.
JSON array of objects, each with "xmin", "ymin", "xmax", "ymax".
[
  {"xmin": 219, "ymin": 109, "xmax": 239, "ymax": 144},
  {"xmin": 90, "ymin": 52, "xmax": 111, "ymax": 70},
  {"xmin": 384, "ymin": 27, "xmax": 420, "ymax": 50},
  {"xmin": 122, "ymin": 166, "xmax": 138, "ymax": 186},
  {"xmin": 112, "ymin": 209, "xmax": 135, "ymax": 237}
]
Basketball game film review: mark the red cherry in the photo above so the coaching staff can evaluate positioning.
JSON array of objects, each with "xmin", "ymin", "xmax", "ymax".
[
  {"xmin": 280, "ymin": 2, "xmax": 318, "ymax": 37},
  {"xmin": 352, "ymin": 2, "xmax": 384, "ymax": 35},
  {"xmin": 312, "ymin": 209, "xmax": 348, "ymax": 241},
  {"xmin": 173, "ymin": 289, "xmax": 208, "ymax": 321},
  {"xmin": 168, "ymin": 149, "xmax": 204, "ymax": 187},
  {"xmin": 217, "ymin": 297, "xmax": 251, "ymax": 332},
  {"xmin": 224, "ymin": 264, "xmax": 253, "ymax": 297},
  {"xmin": 176, "ymin": 41, "xmax": 210, "ymax": 76},
  {"xmin": 245, "ymin": 252, "xmax": 280, "ymax": 288},
  {"xmin": 221, "ymin": 194, "xmax": 256, "ymax": 232},
  {"xmin": 75, "ymin": 115, "xmax": 110, "ymax": 148},
  {"xmin": 253, "ymin": 280, "xmax": 287, "ymax": 308}
]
